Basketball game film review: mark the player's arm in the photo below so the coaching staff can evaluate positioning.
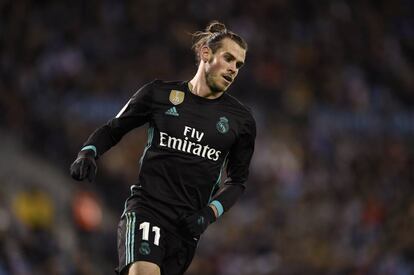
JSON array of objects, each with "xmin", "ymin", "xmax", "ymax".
[
  {"xmin": 182, "ymin": 115, "xmax": 256, "ymax": 236},
  {"xmin": 70, "ymin": 81, "xmax": 154, "ymax": 182},
  {"xmin": 209, "ymin": 115, "xmax": 256, "ymax": 217}
]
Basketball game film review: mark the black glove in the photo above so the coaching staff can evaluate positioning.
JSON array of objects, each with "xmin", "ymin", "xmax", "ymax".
[
  {"xmin": 181, "ymin": 206, "xmax": 217, "ymax": 237},
  {"xmin": 70, "ymin": 149, "xmax": 97, "ymax": 182}
]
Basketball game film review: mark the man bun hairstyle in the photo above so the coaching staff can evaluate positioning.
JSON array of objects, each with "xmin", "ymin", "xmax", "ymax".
[
  {"xmin": 206, "ymin": 21, "xmax": 227, "ymax": 33},
  {"xmin": 192, "ymin": 20, "xmax": 248, "ymax": 65}
]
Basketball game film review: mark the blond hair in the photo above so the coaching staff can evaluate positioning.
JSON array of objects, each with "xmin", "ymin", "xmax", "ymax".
[{"xmin": 191, "ymin": 21, "xmax": 248, "ymax": 65}]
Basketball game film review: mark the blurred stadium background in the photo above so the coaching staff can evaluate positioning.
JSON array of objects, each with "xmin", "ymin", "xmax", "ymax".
[{"xmin": 1, "ymin": 0, "xmax": 414, "ymax": 274}]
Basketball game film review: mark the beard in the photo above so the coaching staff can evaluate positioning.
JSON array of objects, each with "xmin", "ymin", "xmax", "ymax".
[{"xmin": 205, "ymin": 70, "xmax": 226, "ymax": 94}]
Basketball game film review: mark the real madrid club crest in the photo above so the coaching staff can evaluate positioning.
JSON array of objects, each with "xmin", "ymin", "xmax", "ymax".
[
  {"xmin": 169, "ymin": 90, "xmax": 185, "ymax": 105},
  {"xmin": 139, "ymin": 241, "xmax": 151, "ymax": 255},
  {"xmin": 216, "ymin": 117, "xmax": 229, "ymax": 134}
]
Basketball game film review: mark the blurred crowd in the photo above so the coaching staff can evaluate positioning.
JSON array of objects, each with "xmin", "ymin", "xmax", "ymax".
[{"xmin": 1, "ymin": 0, "xmax": 414, "ymax": 274}]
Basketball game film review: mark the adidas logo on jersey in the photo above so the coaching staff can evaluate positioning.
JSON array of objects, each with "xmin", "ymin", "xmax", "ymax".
[{"xmin": 165, "ymin": 107, "xmax": 179, "ymax": 116}]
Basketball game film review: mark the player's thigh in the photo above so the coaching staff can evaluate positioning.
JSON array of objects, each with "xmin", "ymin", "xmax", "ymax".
[
  {"xmin": 117, "ymin": 212, "xmax": 166, "ymax": 274},
  {"xmin": 127, "ymin": 261, "xmax": 160, "ymax": 275}
]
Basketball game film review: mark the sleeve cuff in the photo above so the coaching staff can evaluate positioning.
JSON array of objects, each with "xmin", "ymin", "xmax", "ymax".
[
  {"xmin": 210, "ymin": 200, "xmax": 224, "ymax": 217},
  {"xmin": 81, "ymin": 145, "xmax": 97, "ymax": 158}
]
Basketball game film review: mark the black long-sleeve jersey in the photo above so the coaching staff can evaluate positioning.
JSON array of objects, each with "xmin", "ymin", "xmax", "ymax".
[{"xmin": 83, "ymin": 80, "xmax": 256, "ymax": 236}]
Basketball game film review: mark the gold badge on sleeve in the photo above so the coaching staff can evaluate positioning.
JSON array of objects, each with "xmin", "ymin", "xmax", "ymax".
[{"xmin": 169, "ymin": 90, "xmax": 185, "ymax": 105}]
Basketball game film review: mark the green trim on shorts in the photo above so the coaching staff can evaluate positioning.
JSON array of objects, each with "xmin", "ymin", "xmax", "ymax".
[{"xmin": 126, "ymin": 212, "xmax": 136, "ymax": 265}]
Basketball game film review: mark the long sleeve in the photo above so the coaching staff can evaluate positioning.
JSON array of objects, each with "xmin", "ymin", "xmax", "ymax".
[
  {"xmin": 82, "ymin": 81, "xmax": 154, "ymax": 158},
  {"xmin": 210, "ymin": 114, "xmax": 256, "ymax": 216}
]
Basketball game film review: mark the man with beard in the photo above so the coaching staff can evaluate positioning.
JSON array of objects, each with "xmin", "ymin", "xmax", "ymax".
[{"xmin": 70, "ymin": 21, "xmax": 256, "ymax": 275}]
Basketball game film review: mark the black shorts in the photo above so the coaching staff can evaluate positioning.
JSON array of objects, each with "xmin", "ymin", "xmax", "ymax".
[{"xmin": 116, "ymin": 212, "xmax": 197, "ymax": 275}]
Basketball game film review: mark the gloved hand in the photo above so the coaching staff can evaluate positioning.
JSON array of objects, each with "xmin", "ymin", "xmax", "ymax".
[
  {"xmin": 181, "ymin": 206, "xmax": 217, "ymax": 237},
  {"xmin": 70, "ymin": 149, "xmax": 97, "ymax": 182}
]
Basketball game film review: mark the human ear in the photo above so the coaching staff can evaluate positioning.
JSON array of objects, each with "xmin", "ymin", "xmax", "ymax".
[{"xmin": 200, "ymin": 46, "xmax": 211, "ymax": 63}]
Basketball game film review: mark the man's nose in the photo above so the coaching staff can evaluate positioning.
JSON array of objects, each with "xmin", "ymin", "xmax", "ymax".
[{"xmin": 228, "ymin": 63, "xmax": 236, "ymax": 74}]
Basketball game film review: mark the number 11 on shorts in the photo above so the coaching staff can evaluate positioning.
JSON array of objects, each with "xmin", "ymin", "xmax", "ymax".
[{"xmin": 139, "ymin": 222, "xmax": 161, "ymax": 246}]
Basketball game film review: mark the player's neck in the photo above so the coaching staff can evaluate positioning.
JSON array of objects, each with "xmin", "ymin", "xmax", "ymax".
[{"xmin": 189, "ymin": 69, "xmax": 223, "ymax": 100}]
